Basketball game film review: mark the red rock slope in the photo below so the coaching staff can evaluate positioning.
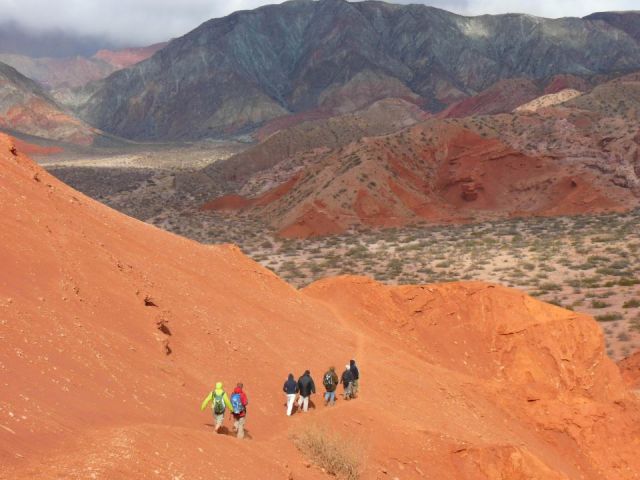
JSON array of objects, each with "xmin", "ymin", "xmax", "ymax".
[
  {"xmin": 1, "ymin": 133, "xmax": 640, "ymax": 479},
  {"xmin": 619, "ymin": 352, "xmax": 640, "ymax": 390},
  {"xmin": 212, "ymin": 121, "xmax": 631, "ymax": 238}
]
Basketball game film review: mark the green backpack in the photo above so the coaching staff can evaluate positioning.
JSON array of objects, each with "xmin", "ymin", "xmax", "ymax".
[{"xmin": 213, "ymin": 392, "xmax": 226, "ymax": 414}]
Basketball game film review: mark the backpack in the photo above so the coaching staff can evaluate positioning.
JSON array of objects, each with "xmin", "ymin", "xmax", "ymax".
[
  {"xmin": 213, "ymin": 392, "xmax": 226, "ymax": 414},
  {"xmin": 323, "ymin": 372, "xmax": 334, "ymax": 388},
  {"xmin": 231, "ymin": 392, "xmax": 244, "ymax": 414}
]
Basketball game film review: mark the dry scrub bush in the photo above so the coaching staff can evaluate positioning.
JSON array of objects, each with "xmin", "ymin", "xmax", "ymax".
[{"xmin": 293, "ymin": 426, "xmax": 362, "ymax": 480}]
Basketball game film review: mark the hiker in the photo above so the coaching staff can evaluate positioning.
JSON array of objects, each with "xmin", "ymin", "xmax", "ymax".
[
  {"xmin": 230, "ymin": 383, "xmax": 249, "ymax": 439},
  {"xmin": 283, "ymin": 373, "xmax": 299, "ymax": 416},
  {"xmin": 200, "ymin": 381, "xmax": 233, "ymax": 433},
  {"xmin": 296, "ymin": 370, "xmax": 316, "ymax": 412},
  {"xmin": 341, "ymin": 364, "xmax": 354, "ymax": 400},
  {"xmin": 322, "ymin": 366, "xmax": 339, "ymax": 406},
  {"xmin": 350, "ymin": 359, "xmax": 360, "ymax": 398}
]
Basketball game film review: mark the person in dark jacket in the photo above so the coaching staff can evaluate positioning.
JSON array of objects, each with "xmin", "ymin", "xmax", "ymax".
[
  {"xmin": 231, "ymin": 383, "xmax": 249, "ymax": 439},
  {"xmin": 322, "ymin": 366, "xmax": 339, "ymax": 406},
  {"xmin": 341, "ymin": 364, "xmax": 354, "ymax": 400},
  {"xmin": 350, "ymin": 359, "xmax": 360, "ymax": 398},
  {"xmin": 296, "ymin": 370, "xmax": 316, "ymax": 412},
  {"xmin": 283, "ymin": 373, "xmax": 299, "ymax": 416}
]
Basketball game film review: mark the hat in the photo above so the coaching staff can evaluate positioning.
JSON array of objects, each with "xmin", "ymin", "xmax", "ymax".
[
  {"xmin": 216, "ymin": 382, "xmax": 223, "ymax": 389},
  {"xmin": 345, "ymin": 364, "xmax": 350, "ymax": 370}
]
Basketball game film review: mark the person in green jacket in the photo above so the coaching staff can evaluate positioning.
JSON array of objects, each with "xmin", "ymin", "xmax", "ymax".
[{"xmin": 201, "ymin": 382, "xmax": 233, "ymax": 433}]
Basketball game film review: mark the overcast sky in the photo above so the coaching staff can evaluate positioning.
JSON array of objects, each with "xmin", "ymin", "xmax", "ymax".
[{"xmin": 1, "ymin": 0, "xmax": 638, "ymax": 46}]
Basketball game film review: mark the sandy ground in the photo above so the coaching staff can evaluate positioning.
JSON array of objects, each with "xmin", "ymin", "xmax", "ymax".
[{"xmin": 37, "ymin": 141, "xmax": 246, "ymax": 170}]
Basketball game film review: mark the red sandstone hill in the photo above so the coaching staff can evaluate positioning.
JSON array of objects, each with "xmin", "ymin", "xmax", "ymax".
[
  {"xmin": 2, "ymin": 133, "xmax": 640, "ymax": 479},
  {"xmin": 205, "ymin": 121, "xmax": 634, "ymax": 238}
]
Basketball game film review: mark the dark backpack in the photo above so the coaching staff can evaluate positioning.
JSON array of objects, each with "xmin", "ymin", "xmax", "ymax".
[
  {"xmin": 213, "ymin": 392, "xmax": 226, "ymax": 414},
  {"xmin": 231, "ymin": 392, "xmax": 244, "ymax": 414},
  {"xmin": 323, "ymin": 372, "xmax": 334, "ymax": 388}
]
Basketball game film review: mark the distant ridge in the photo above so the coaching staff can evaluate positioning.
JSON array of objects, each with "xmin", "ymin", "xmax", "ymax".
[{"xmin": 80, "ymin": 0, "xmax": 640, "ymax": 140}]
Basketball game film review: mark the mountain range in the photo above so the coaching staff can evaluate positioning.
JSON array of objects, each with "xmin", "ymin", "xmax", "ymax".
[{"xmin": 79, "ymin": 0, "xmax": 640, "ymax": 140}]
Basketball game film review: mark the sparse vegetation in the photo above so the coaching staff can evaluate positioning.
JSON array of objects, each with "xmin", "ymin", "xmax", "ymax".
[{"xmin": 293, "ymin": 427, "xmax": 362, "ymax": 480}]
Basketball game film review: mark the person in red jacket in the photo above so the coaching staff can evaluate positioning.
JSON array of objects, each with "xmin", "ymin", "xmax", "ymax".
[{"xmin": 230, "ymin": 383, "xmax": 249, "ymax": 439}]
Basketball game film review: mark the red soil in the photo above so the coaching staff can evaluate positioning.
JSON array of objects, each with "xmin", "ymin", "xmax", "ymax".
[
  {"xmin": 2, "ymin": 132, "xmax": 640, "ymax": 479},
  {"xmin": 11, "ymin": 137, "xmax": 63, "ymax": 156},
  {"xmin": 619, "ymin": 352, "xmax": 640, "ymax": 390},
  {"xmin": 201, "ymin": 174, "xmax": 300, "ymax": 212},
  {"xmin": 201, "ymin": 193, "xmax": 253, "ymax": 211}
]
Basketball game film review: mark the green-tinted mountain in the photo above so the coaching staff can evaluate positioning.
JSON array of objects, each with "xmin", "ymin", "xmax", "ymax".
[{"xmin": 81, "ymin": 0, "xmax": 640, "ymax": 140}]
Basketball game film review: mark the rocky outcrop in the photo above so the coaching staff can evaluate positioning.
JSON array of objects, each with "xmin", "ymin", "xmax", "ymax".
[
  {"xmin": 80, "ymin": 0, "xmax": 640, "ymax": 140},
  {"xmin": 514, "ymin": 89, "xmax": 583, "ymax": 112}
]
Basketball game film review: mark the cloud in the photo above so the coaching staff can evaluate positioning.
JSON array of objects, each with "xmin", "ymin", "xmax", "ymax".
[
  {"xmin": 0, "ymin": 0, "xmax": 638, "ymax": 46},
  {"xmin": 409, "ymin": 0, "xmax": 640, "ymax": 17}
]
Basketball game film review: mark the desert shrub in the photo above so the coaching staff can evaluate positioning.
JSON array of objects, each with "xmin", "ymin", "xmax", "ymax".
[
  {"xmin": 293, "ymin": 427, "xmax": 362, "ymax": 480},
  {"xmin": 595, "ymin": 312, "xmax": 623, "ymax": 322},
  {"xmin": 617, "ymin": 331, "xmax": 631, "ymax": 342},
  {"xmin": 591, "ymin": 300, "xmax": 610, "ymax": 309},
  {"xmin": 623, "ymin": 299, "xmax": 640, "ymax": 309},
  {"xmin": 619, "ymin": 278, "xmax": 640, "ymax": 286},
  {"xmin": 539, "ymin": 282, "xmax": 562, "ymax": 292}
]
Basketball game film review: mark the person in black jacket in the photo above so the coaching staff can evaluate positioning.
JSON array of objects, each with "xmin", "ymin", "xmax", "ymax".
[
  {"xmin": 296, "ymin": 370, "xmax": 316, "ymax": 412},
  {"xmin": 341, "ymin": 364, "xmax": 354, "ymax": 400},
  {"xmin": 350, "ymin": 359, "xmax": 360, "ymax": 398},
  {"xmin": 283, "ymin": 373, "xmax": 299, "ymax": 416}
]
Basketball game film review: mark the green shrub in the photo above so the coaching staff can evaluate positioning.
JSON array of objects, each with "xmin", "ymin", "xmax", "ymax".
[{"xmin": 623, "ymin": 299, "xmax": 640, "ymax": 309}]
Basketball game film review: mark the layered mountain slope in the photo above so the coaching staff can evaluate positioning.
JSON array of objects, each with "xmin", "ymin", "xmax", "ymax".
[
  {"xmin": 440, "ymin": 78, "xmax": 542, "ymax": 118},
  {"xmin": 2, "ymin": 133, "xmax": 640, "ymax": 479},
  {"xmin": 80, "ymin": 0, "xmax": 640, "ymax": 140},
  {"xmin": 196, "ymin": 98, "xmax": 428, "ymax": 198},
  {"xmin": 0, "ymin": 62, "xmax": 97, "ymax": 144},
  {"xmin": 0, "ymin": 43, "xmax": 167, "ymax": 89},
  {"xmin": 586, "ymin": 11, "xmax": 640, "ymax": 43},
  {"xmin": 204, "ymin": 121, "xmax": 634, "ymax": 237},
  {"xmin": 469, "ymin": 72, "xmax": 640, "ymax": 192}
]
